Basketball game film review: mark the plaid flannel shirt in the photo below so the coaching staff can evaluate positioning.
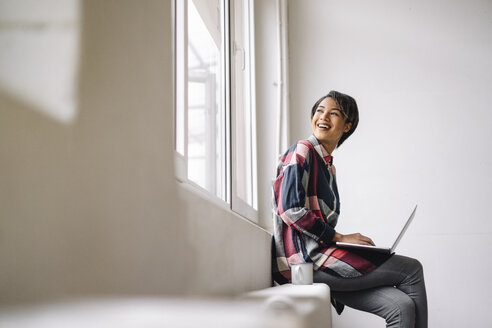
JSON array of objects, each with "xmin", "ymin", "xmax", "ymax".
[{"xmin": 272, "ymin": 135, "xmax": 389, "ymax": 283}]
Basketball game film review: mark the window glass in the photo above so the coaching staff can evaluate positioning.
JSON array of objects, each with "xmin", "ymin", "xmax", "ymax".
[{"xmin": 186, "ymin": 0, "xmax": 226, "ymax": 199}]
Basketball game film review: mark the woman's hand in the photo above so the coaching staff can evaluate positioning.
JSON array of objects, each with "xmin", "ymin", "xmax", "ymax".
[{"xmin": 333, "ymin": 232, "xmax": 375, "ymax": 246}]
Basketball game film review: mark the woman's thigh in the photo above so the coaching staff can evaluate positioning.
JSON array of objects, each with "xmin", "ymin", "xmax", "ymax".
[{"xmin": 313, "ymin": 254, "xmax": 423, "ymax": 292}]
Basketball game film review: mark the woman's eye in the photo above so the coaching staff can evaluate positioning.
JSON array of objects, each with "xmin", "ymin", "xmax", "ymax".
[
  {"xmin": 316, "ymin": 109, "xmax": 323, "ymax": 113},
  {"xmin": 330, "ymin": 112, "xmax": 339, "ymax": 117}
]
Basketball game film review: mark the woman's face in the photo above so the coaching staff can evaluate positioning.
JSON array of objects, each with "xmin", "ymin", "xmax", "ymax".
[{"xmin": 311, "ymin": 97, "xmax": 352, "ymax": 150}]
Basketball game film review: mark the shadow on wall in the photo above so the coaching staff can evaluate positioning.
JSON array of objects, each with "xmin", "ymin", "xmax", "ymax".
[
  {"xmin": 0, "ymin": 0, "xmax": 191, "ymax": 304},
  {"xmin": 0, "ymin": 0, "xmax": 80, "ymax": 124}
]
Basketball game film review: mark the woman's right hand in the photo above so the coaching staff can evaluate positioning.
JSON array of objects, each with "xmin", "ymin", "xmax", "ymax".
[{"xmin": 333, "ymin": 232, "xmax": 375, "ymax": 246}]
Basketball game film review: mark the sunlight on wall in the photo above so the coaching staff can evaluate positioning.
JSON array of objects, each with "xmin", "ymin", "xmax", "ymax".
[{"xmin": 0, "ymin": 0, "xmax": 80, "ymax": 124}]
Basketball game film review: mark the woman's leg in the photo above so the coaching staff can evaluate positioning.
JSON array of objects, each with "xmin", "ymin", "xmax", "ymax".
[
  {"xmin": 332, "ymin": 287, "xmax": 415, "ymax": 328},
  {"xmin": 313, "ymin": 254, "xmax": 428, "ymax": 328}
]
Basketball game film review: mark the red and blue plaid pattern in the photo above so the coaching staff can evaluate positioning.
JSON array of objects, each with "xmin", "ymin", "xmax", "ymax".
[{"xmin": 272, "ymin": 135, "xmax": 389, "ymax": 283}]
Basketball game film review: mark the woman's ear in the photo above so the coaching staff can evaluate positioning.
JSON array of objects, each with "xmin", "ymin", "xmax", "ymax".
[{"xmin": 344, "ymin": 122, "xmax": 352, "ymax": 133}]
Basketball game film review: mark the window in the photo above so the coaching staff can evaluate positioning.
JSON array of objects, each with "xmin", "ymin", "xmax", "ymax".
[{"xmin": 174, "ymin": 0, "xmax": 257, "ymax": 221}]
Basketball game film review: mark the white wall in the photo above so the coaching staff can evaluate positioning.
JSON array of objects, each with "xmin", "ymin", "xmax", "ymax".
[
  {"xmin": 0, "ymin": 0, "xmax": 270, "ymax": 304},
  {"xmin": 288, "ymin": 0, "xmax": 492, "ymax": 326}
]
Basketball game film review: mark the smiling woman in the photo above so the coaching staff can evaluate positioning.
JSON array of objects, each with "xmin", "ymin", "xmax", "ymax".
[{"xmin": 272, "ymin": 90, "xmax": 428, "ymax": 328}]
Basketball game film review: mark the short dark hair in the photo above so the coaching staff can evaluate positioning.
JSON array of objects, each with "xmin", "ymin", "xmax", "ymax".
[{"xmin": 310, "ymin": 90, "xmax": 359, "ymax": 148}]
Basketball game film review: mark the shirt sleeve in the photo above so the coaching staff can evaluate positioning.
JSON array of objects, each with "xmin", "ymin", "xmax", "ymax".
[{"xmin": 273, "ymin": 144, "xmax": 336, "ymax": 246}]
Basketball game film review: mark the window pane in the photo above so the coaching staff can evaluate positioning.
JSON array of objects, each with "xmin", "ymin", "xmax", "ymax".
[{"xmin": 187, "ymin": 0, "xmax": 226, "ymax": 200}]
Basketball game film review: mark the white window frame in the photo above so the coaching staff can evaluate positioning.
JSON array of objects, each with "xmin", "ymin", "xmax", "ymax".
[
  {"xmin": 173, "ymin": 0, "xmax": 188, "ymax": 183},
  {"xmin": 230, "ymin": 0, "xmax": 258, "ymax": 220},
  {"xmin": 173, "ymin": 0, "xmax": 258, "ymax": 222}
]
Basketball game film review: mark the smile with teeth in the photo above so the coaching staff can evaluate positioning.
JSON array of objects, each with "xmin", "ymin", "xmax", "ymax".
[{"xmin": 317, "ymin": 123, "xmax": 331, "ymax": 130}]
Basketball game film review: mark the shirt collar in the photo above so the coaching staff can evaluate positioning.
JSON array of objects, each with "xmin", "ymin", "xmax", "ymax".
[{"xmin": 307, "ymin": 135, "xmax": 333, "ymax": 166}]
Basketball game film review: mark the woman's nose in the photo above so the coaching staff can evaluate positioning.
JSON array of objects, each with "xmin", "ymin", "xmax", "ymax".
[{"xmin": 320, "ymin": 111, "xmax": 331, "ymax": 121}]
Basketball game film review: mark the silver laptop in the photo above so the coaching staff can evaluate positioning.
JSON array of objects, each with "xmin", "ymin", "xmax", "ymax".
[{"xmin": 336, "ymin": 205, "xmax": 417, "ymax": 254}]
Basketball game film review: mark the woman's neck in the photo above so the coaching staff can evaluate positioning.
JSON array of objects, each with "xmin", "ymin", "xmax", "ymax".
[{"xmin": 320, "ymin": 141, "xmax": 337, "ymax": 155}]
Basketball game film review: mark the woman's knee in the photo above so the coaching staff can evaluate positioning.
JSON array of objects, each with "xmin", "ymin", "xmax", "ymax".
[
  {"xmin": 393, "ymin": 255, "xmax": 424, "ymax": 276},
  {"xmin": 409, "ymin": 257, "xmax": 423, "ymax": 271}
]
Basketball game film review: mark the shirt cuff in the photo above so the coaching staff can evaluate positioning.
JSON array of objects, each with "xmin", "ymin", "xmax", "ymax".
[{"xmin": 317, "ymin": 221, "xmax": 336, "ymax": 246}]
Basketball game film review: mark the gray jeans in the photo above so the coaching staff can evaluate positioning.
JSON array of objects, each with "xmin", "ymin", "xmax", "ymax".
[{"xmin": 313, "ymin": 254, "xmax": 428, "ymax": 328}]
